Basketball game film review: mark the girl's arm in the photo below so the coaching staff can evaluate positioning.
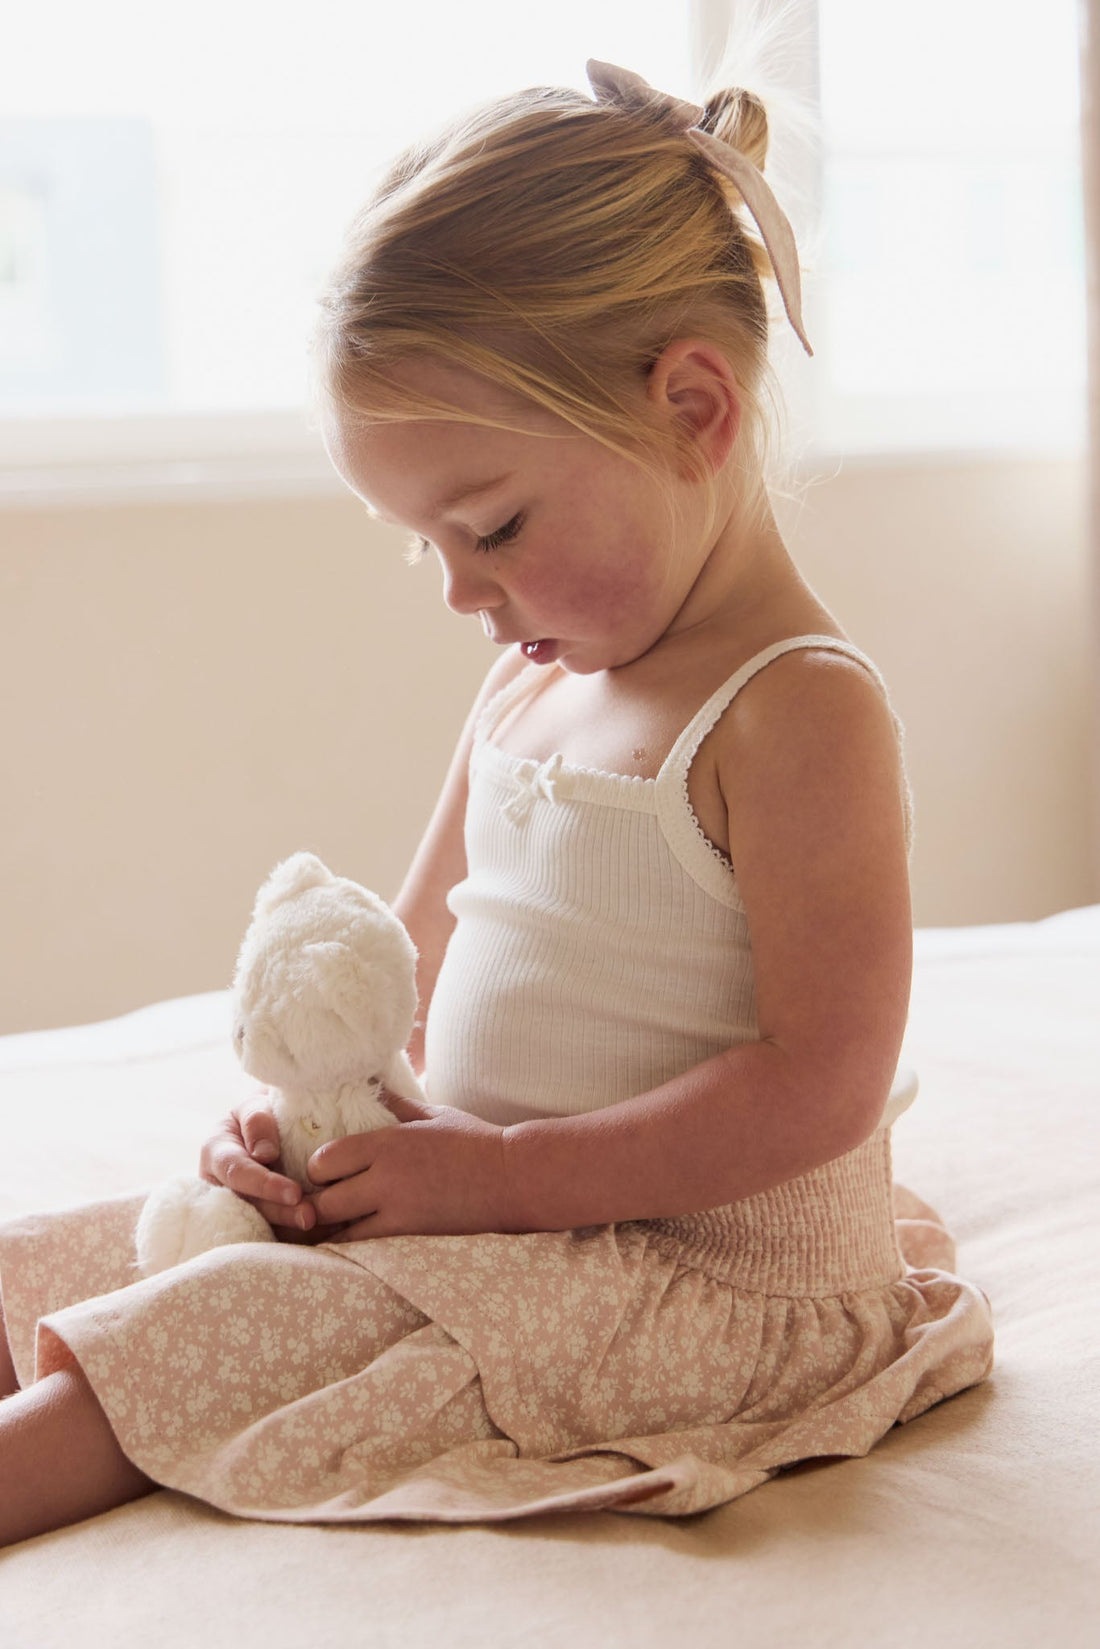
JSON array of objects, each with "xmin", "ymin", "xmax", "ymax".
[
  {"xmin": 198, "ymin": 645, "xmax": 525, "ymax": 1223},
  {"xmin": 308, "ymin": 649, "xmax": 912, "ymax": 1240},
  {"xmin": 498, "ymin": 649, "xmax": 913, "ymax": 1230}
]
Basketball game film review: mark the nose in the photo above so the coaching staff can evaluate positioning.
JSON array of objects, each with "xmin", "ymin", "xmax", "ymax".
[{"xmin": 438, "ymin": 551, "xmax": 504, "ymax": 618}]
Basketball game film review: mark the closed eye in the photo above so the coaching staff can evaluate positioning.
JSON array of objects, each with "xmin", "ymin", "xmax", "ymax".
[
  {"xmin": 403, "ymin": 511, "xmax": 525, "ymax": 566},
  {"xmin": 475, "ymin": 512, "xmax": 524, "ymax": 553}
]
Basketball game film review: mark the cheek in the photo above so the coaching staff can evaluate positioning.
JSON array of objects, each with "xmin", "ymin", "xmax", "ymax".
[
  {"xmin": 523, "ymin": 561, "xmax": 646, "ymax": 622},
  {"xmin": 517, "ymin": 532, "xmax": 660, "ymax": 626}
]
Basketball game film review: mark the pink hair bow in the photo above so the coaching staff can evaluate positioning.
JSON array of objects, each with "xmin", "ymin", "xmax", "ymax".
[{"xmin": 586, "ymin": 59, "xmax": 813, "ymax": 357}]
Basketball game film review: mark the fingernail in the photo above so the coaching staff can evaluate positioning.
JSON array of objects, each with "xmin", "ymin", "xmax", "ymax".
[
  {"xmin": 253, "ymin": 1141, "xmax": 278, "ymax": 1163},
  {"xmin": 295, "ymin": 1208, "xmax": 311, "ymax": 1230},
  {"xmin": 282, "ymin": 1186, "xmax": 299, "ymax": 1206}
]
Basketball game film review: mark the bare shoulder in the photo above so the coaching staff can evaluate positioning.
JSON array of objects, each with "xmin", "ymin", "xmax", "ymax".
[
  {"xmin": 709, "ymin": 645, "xmax": 912, "ymax": 1148},
  {"xmin": 724, "ymin": 644, "xmax": 897, "ymax": 741},
  {"xmin": 716, "ymin": 643, "xmax": 909, "ymax": 865},
  {"xmin": 713, "ymin": 645, "xmax": 904, "ymax": 811}
]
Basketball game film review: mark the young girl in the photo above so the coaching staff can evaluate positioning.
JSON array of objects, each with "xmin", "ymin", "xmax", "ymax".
[{"xmin": 0, "ymin": 59, "xmax": 993, "ymax": 1542}]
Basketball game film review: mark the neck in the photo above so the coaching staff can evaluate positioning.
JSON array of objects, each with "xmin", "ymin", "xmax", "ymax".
[{"xmin": 658, "ymin": 492, "xmax": 838, "ymax": 670}]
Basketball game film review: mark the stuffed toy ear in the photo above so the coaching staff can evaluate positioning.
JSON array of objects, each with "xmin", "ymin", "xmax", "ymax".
[{"xmin": 253, "ymin": 852, "xmax": 331, "ymax": 918}]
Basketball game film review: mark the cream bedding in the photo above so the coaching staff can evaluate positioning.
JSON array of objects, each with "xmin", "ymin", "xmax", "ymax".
[{"xmin": 0, "ymin": 908, "xmax": 1097, "ymax": 1646}]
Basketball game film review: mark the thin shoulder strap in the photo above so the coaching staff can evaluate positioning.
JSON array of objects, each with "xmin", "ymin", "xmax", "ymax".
[
  {"xmin": 654, "ymin": 635, "xmax": 914, "ymax": 905},
  {"xmin": 660, "ymin": 634, "xmax": 900, "ymax": 775},
  {"xmin": 472, "ymin": 662, "xmax": 549, "ymax": 747}
]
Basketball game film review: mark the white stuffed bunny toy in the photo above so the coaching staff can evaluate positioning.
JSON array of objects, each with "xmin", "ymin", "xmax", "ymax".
[{"xmin": 135, "ymin": 852, "xmax": 425, "ymax": 1277}]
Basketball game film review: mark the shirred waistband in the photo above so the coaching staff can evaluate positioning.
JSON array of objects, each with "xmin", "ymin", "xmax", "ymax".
[{"xmin": 628, "ymin": 1129, "xmax": 906, "ymax": 1297}]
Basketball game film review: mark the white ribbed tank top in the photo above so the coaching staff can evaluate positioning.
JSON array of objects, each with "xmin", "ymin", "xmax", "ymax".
[{"xmin": 424, "ymin": 635, "xmax": 914, "ymax": 1129}]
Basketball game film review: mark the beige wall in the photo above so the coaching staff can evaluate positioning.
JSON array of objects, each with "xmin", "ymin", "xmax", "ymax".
[
  {"xmin": 1084, "ymin": 0, "xmax": 1100, "ymax": 906},
  {"xmin": 3, "ymin": 453, "xmax": 1096, "ymax": 1035},
  {"xmin": 776, "ymin": 455, "xmax": 1096, "ymax": 928}
]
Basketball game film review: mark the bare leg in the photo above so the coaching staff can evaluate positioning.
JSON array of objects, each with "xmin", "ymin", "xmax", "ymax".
[{"xmin": 0, "ymin": 1366, "xmax": 155, "ymax": 1547}]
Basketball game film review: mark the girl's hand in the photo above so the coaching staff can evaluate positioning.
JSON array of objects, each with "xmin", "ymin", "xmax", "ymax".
[
  {"xmin": 198, "ymin": 1087, "xmax": 316, "ymax": 1236},
  {"xmin": 304, "ymin": 1097, "xmax": 513, "ymax": 1240}
]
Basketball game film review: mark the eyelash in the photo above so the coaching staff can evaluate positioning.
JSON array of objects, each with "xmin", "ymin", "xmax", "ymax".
[
  {"xmin": 475, "ymin": 512, "xmax": 525, "ymax": 553},
  {"xmin": 403, "ymin": 511, "xmax": 525, "ymax": 566}
]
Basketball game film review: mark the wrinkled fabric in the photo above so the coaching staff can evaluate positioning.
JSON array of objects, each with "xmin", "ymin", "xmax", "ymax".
[{"xmin": 0, "ymin": 1174, "xmax": 992, "ymax": 1522}]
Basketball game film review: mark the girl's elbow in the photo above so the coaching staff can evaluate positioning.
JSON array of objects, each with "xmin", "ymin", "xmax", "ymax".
[
  {"xmin": 822, "ymin": 1066, "xmax": 898, "ymax": 1156},
  {"xmin": 761, "ymin": 1038, "xmax": 899, "ymax": 1161},
  {"xmin": 781, "ymin": 1042, "xmax": 896, "ymax": 1159}
]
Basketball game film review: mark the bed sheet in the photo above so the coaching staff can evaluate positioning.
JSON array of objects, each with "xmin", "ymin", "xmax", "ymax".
[{"xmin": 0, "ymin": 909, "xmax": 1097, "ymax": 1647}]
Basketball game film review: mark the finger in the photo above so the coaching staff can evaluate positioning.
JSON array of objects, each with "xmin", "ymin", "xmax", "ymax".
[
  {"xmin": 380, "ymin": 1093, "xmax": 438, "ymax": 1124},
  {"xmin": 310, "ymin": 1171, "xmax": 377, "ymax": 1226},
  {"xmin": 204, "ymin": 1139, "xmax": 302, "ymax": 1207},
  {"xmin": 238, "ymin": 1107, "xmax": 281, "ymax": 1164},
  {"xmin": 328, "ymin": 1215, "xmax": 379, "ymax": 1243},
  {"xmin": 198, "ymin": 1112, "xmax": 246, "ymax": 1180},
  {"xmin": 275, "ymin": 1218, "xmax": 349, "ymax": 1246},
  {"xmin": 253, "ymin": 1195, "xmax": 316, "ymax": 1232},
  {"xmin": 307, "ymin": 1134, "xmax": 379, "ymax": 1185}
]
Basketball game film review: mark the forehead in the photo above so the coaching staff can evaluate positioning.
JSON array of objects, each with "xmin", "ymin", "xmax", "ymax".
[{"xmin": 321, "ymin": 358, "xmax": 572, "ymax": 520}]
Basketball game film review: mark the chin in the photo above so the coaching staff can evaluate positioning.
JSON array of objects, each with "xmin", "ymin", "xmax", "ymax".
[
  {"xmin": 564, "ymin": 654, "xmax": 639, "ymax": 677},
  {"xmin": 557, "ymin": 648, "xmax": 618, "ymax": 675},
  {"xmin": 552, "ymin": 629, "xmax": 658, "ymax": 675}
]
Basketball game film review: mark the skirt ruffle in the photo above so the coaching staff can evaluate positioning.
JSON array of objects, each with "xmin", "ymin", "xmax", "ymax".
[{"xmin": 0, "ymin": 1183, "xmax": 993, "ymax": 1522}]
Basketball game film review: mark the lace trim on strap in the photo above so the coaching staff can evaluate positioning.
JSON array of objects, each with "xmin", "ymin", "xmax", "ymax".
[
  {"xmin": 472, "ymin": 663, "xmax": 548, "ymax": 749},
  {"xmin": 652, "ymin": 635, "xmax": 915, "ymax": 905}
]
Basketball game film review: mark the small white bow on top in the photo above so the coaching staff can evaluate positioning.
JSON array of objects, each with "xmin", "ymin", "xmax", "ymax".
[{"xmin": 501, "ymin": 752, "xmax": 565, "ymax": 825}]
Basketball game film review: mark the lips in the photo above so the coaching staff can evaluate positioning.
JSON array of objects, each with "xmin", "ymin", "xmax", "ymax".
[
  {"xmin": 482, "ymin": 635, "xmax": 561, "ymax": 664},
  {"xmin": 521, "ymin": 639, "xmax": 559, "ymax": 665}
]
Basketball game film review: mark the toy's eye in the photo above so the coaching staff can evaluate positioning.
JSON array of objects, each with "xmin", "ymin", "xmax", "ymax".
[{"xmin": 234, "ymin": 1025, "xmax": 246, "ymax": 1046}]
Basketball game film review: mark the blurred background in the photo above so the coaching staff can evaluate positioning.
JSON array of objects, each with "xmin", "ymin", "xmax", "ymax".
[{"xmin": 2, "ymin": 0, "xmax": 1097, "ymax": 1033}]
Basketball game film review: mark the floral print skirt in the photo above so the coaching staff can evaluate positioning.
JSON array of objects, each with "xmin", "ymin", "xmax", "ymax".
[{"xmin": 0, "ymin": 1134, "xmax": 994, "ymax": 1522}]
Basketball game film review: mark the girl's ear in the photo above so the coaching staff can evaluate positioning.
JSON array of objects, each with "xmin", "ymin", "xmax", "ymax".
[{"xmin": 647, "ymin": 340, "xmax": 742, "ymax": 480}]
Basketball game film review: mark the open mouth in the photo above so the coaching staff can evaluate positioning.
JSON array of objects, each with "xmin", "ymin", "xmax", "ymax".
[{"xmin": 521, "ymin": 639, "xmax": 559, "ymax": 665}]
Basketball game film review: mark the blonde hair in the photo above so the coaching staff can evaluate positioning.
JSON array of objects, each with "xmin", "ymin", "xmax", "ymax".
[{"xmin": 312, "ymin": 77, "xmax": 790, "ymax": 538}]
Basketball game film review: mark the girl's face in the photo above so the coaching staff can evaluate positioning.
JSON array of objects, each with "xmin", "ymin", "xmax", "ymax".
[{"xmin": 321, "ymin": 357, "xmax": 710, "ymax": 675}]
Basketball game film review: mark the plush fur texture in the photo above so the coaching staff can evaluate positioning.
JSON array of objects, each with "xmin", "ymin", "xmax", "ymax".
[{"xmin": 135, "ymin": 853, "xmax": 425, "ymax": 1277}]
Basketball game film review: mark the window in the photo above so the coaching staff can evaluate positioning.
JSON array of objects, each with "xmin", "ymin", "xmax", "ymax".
[
  {"xmin": 0, "ymin": 0, "xmax": 695, "ymax": 501},
  {"xmin": 1, "ymin": 0, "xmax": 1085, "ymax": 501},
  {"xmin": 812, "ymin": 0, "xmax": 1086, "ymax": 454}
]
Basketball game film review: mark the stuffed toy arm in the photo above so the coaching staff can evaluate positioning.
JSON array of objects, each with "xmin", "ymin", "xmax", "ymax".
[{"xmin": 135, "ymin": 853, "xmax": 423, "ymax": 1278}]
